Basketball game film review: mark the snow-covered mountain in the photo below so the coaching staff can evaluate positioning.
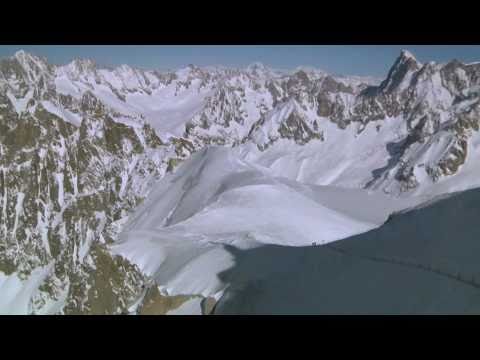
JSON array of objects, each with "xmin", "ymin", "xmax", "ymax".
[
  {"xmin": 214, "ymin": 185, "xmax": 480, "ymax": 314},
  {"xmin": 1, "ymin": 49, "xmax": 480, "ymax": 314}
]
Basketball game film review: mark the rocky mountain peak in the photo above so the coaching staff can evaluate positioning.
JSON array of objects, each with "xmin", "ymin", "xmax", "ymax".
[
  {"xmin": 379, "ymin": 50, "xmax": 422, "ymax": 93},
  {"xmin": 246, "ymin": 62, "xmax": 273, "ymax": 78},
  {"xmin": 10, "ymin": 50, "xmax": 52, "ymax": 80},
  {"xmin": 399, "ymin": 49, "xmax": 417, "ymax": 62},
  {"xmin": 2, "ymin": 48, "xmax": 480, "ymax": 314},
  {"xmin": 13, "ymin": 49, "xmax": 47, "ymax": 66},
  {"xmin": 66, "ymin": 58, "xmax": 97, "ymax": 77},
  {"xmin": 247, "ymin": 61, "xmax": 267, "ymax": 71}
]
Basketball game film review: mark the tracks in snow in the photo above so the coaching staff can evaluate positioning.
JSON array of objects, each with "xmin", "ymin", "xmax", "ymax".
[{"xmin": 325, "ymin": 244, "xmax": 480, "ymax": 291}]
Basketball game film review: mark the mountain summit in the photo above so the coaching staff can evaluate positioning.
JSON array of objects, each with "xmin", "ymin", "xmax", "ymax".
[
  {"xmin": 1, "ymin": 49, "xmax": 480, "ymax": 314},
  {"xmin": 379, "ymin": 49, "xmax": 422, "ymax": 93}
]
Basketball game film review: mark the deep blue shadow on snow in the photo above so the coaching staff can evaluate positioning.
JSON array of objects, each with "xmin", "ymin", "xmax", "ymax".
[{"xmin": 214, "ymin": 187, "xmax": 480, "ymax": 314}]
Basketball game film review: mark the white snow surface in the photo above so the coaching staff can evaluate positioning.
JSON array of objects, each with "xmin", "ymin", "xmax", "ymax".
[
  {"xmin": 111, "ymin": 146, "xmax": 425, "ymax": 299},
  {"xmin": 0, "ymin": 264, "xmax": 57, "ymax": 315},
  {"xmin": 4, "ymin": 50, "xmax": 480, "ymax": 314},
  {"xmin": 41, "ymin": 101, "xmax": 82, "ymax": 126},
  {"xmin": 246, "ymin": 113, "xmax": 407, "ymax": 188},
  {"xmin": 54, "ymin": 64, "xmax": 214, "ymax": 136},
  {"xmin": 166, "ymin": 297, "xmax": 203, "ymax": 315}
]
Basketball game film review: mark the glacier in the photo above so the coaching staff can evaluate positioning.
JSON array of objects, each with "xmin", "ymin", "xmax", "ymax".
[{"xmin": 2, "ymin": 48, "xmax": 480, "ymax": 314}]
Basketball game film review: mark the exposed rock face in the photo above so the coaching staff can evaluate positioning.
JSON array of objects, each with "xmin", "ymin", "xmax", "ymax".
[
  {"xmin": 136, "ymin": 285, "xmax": 196, "ymax": 315},
  {"xmin": 1, "ymin": 49, "xmax": 480, "ymax": 313},
  {"xmin": 181, "ymin": 50, "xmax": 478, "ymax": 196},
  {"xmin": 0, "ymin": 54, "xmax": 176, "ymax": 314}
]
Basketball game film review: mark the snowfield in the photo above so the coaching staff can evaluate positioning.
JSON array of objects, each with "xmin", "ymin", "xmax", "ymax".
[
  {"xmin": 242, "ymin": 113, "xmax": 408, "ymax": 188},
  {"xmin": 3, "ymin": 49, "xmax": 480, "ymax": 314},
  {"xmin": 111, "ymin": 146, "xmax": 426, "ymax": 301},
  {"xmin": 111, "ymin": 135, "xmax": 480, "ymax": 306},
  {"xmin": 0, "ymin": 264, "xmax": 65, "ymax": 315}
]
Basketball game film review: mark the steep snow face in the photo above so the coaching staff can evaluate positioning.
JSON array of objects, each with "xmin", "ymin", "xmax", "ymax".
[
  {"xmin": 55, "ymin": 63, "xmax": 217, "ymax": 137},
  {"xmin": 53, "ymin": 62, "xmax": 226, "ymax": 137},
  {"xmin": 118, "ymin": 147, "xmax": 383, "ymax": 246},
  {"xmin": 12, "ymin": 49, "xmax": 473, "ymax": 199},
  {"xmin": 243, "ymin": 110, "xmax": 407, "ymax": 188},
  {"xmin": 0, "ymin": 52, "xmax": 187, "ymax": 314},
  {"xmin": 108, "ymin": 47, "xmax": 480, "ymax": 303},
  {"xmin": 237, "ymin": 54, "xmax": 480, "ymax": 196},
  {"xmin": 111, "ymin": 147, "xmax": 423, "ymax": 298},
  {"xmin": 215, "ymin": 186, "xmax": 480, "ymax": 314},
  {"xmin": 0, "ymin": 265, "xmax": 55, "ymax": 314},
  {"xmin": 2, "ymin": 49, "xmax": 480, "ymax": 314},
  {"xmin": 47, "ymin": 54, "xmax": 380, "ymax": 148}
]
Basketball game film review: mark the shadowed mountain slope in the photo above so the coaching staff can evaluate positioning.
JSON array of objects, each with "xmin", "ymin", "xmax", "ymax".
[{"xmin": 215, "ymin": 187, "xmax": 480, "ymax": 314}]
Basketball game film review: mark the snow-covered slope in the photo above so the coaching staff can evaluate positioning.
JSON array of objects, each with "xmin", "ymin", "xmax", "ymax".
[
  {"xmin": 214, "ymin": 185, "xmax": 480, "ymax": 314},
  {"xmin": 2, "ymin": 48, "xmax": 480, "ymax": 314},
  {"xmin": 111, "ymin": 146, "xmax": 424, "ymax": 301}
]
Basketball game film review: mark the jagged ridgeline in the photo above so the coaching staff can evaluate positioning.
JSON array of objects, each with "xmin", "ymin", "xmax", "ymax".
[
  {"xmin": 1, "ymin": 49, "xmax": 480, "ymax": 314},
  {"xmin": 0, "ymin": 53, "xmax": 184, "ymax": 314},
  {"xmin": 0, "ymin": 102, "xmax": 161, "ymax": 313}
]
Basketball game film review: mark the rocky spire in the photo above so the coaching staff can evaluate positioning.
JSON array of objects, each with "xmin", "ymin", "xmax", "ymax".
[{"xmin": 379, "ymin": 49, "xmax": 422, "ymax": 93}]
